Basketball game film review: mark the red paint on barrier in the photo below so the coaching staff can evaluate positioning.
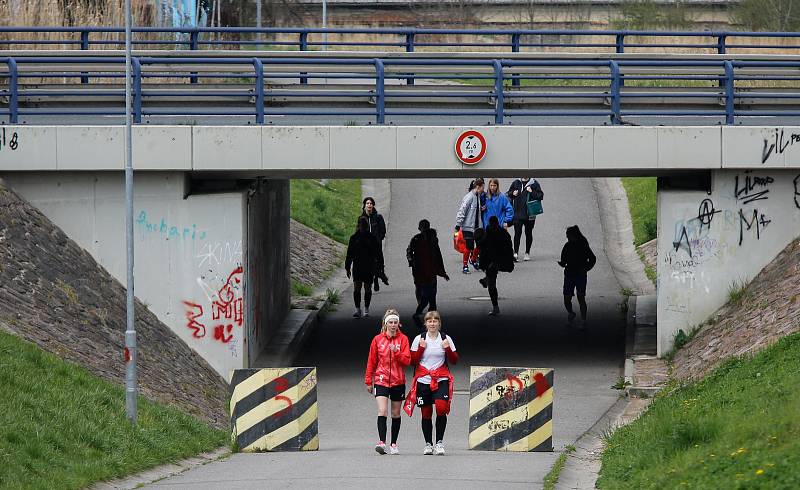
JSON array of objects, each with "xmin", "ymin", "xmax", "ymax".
[
  {"xmin": 504, "ymin": 374, "xmax": 524, "ymax": 400},
  {"xmin": 124, "ymin": 347, "xmax": 131, "ymax": 362},
  {"xmin": 534, "ymin": 372, "xmax": 551, "ymax": 398},
  {"xmin": 272, "ymin": 377, "xmax": 294, "ymax": 418}
]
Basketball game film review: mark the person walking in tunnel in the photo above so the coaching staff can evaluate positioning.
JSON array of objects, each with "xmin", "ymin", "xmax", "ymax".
[
  {"xmin": 507, "ymin": 177, "xmax": 544, "ymax": 261},
  {"xmin": 476, "ymin": 216, "xmax": 515, "ymax": 316},
  {"xmin": 361, "ymin": 197, "xmax": 390, "ymax": 292},
  {"xmin": 481, "ymin": 178, "xmax": 514, "ymax": 232},
  {"xmin": 346, "ymin": 216, "xmax": 382, "ymax": 318},
  {"xmin": 558, "ymin": 225, "xmax": 597, "ymax": 329},
  {"xmin": 406, "ymin": 219, "xmax": 450, "ymax": 329},
  {"xmin": 404, "ymin": 310, "xmax": 458, "ymax": 455},
  {"xmin": 365, "ymin": 308, "xmax": 411, "ymax": 455},
  {"xmin": 455, "ymin": 177, "xmax": 485, "ymax": 274}
]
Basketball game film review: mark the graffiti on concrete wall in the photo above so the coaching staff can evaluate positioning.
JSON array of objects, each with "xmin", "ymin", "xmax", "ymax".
[
  {"xmin": 761, "ymin": 128, "xmax": 800, "ymax": 164},
  {"xmin": 136, "ymin": 210, "xmax": 208, "ymax": 241},
  {"xmin": 183, "ymin": 264, "xmax": 244, "ymax": 357},
  {"xmin": 735, "ymin": 171, "xmax": 774, "ymax": 246},
  {"xmin": 794, "ymin": 174, "xmax": 800, "ymax": 209}
]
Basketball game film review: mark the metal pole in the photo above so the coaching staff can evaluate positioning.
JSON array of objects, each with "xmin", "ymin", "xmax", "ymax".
[
  {"xmin": 322, "ymin": 0, "xmax": 327, "ymax": 51},
  {"xmin": 256, "ymin": 0, "xmax": 262, "ymax": 51},
  {"xmin": 124, "ymin": 0, "xmax": 138, "ymax": 425}
]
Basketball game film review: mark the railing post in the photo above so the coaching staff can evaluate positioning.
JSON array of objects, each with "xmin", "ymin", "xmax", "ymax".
[
  {"xmin": 81, "ymin": 31, "xmax": 90, "ymax": 84},
  {"xmin": 299, "ymin": 32, "xmax": 308, "ymax": 84},
  {"xmin": 8, "ymin": 59, "xmax": 18, "ymax": 124},
  {"xmin": 717, "ymin": 35, "xmax": 727, "ymax": 55},
  {"xmin": 189, "ymin": 30, "xmax": 200, "ymax": 84},
  {"xmin": 493, "ymin": 60, "xmax": 504, "ymax": 125},
  {"xmin": 511, "ymin": 33, "xmax": 521, "ymax": 88},
  {"xmin": 405, "ymin": 32, "xmax": 415, "ymax": 85},
  {"xmin": 253, "ymin": 58, "xmax": 264, "ymax": 124},
  {"xmin": 374, "ymin": 58, "xmax": 385, "ymax": 124},
  {"xmin": 724, "ymin": 60, "xmax": 734, "ymax": 125},
  {"xmin": 615, "ymin": 33, "xmax": 625, "ymax": 53},
  {"xmin": 609, "ymin": 60, "xmax": 621, "ymax": 125},
  {"xmin": 132, "ymin": 58, "xmax": 142, "ymax": 124}
]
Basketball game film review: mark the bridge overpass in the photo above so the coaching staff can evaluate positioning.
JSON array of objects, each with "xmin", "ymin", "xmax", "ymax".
[{"xmin": 2, "ymin": 30, "xmax": 799, "ymax": 380}]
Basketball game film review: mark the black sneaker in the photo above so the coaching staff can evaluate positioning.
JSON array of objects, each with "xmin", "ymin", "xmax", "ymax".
[
  {"xmin": 479, "ymin": 278, "xmax": 487, "ymax": 288},
  {"xmin": 488, "ymin": 307, "xmax": 500, "ymax": 316}
]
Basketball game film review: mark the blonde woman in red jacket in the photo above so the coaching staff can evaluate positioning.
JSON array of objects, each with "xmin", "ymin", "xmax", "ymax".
[
  {"xmin": 403, "ymin": 310, "xmax": 459, "ymax": 455},
  {"xmin": 365, "ymin": 308, "xmax": 411, "ymax": 455}
]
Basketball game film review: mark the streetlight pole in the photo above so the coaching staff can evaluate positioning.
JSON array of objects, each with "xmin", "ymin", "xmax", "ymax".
[{"xmin": 124, "ymin": 0, "xmax": 138, "ymax": 425}]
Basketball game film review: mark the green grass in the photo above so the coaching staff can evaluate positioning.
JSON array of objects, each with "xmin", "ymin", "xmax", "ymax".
[
  {"xmin": 292, "ymin": 280, "xmax": 314, "ymax": 297},
  {"xmin": 637, "ymin": 248, "xmax": 658, "ymax": 285},
  {"xmin": 621, "ymin": 177, "xmax": 657, "ymax": 246},
  {"xmin": 0, "ymin": 330, "xmax": 227, "ymax": 489},
  {"xmin": 543, "ymin": 444, "xmax": 576, "ymax": 490},
  {"xmin": 597, "ymin": 332, "xmax": 800, "ymax": 489},
  {"xmin": 290, "ymin": 179, "xmax": 362, "ymax": 244}
]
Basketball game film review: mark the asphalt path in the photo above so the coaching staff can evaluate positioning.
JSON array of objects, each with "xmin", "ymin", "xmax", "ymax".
[{"xmin": 148, "ymin": 176, "xmax": 625, "ymax": 489}]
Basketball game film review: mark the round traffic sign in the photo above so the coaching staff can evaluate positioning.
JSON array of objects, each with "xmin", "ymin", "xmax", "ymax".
[{"xmin": 455, "ymin": 130, "xmax": 487, "ymax": 165}]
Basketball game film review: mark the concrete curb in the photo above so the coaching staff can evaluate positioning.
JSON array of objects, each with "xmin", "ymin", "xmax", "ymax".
[
  {"xmin": 591, "ymin": 177, "xmax": 656, "ymax": 296},
  {"xmin": 91, "ymin": 447, "xmax": 230, "ymax": 490},
  {"xmin": 254, "ymin": 178, "xmax": 391, "ymax": 368}
]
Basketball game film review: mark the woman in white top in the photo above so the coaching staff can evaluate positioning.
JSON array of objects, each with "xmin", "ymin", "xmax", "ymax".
[{"xmin": 405, "ymin": 310, "xmax": 459, "ymax": 455}]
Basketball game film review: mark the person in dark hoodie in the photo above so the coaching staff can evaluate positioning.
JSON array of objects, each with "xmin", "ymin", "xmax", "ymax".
[
  {"xmin": 406, "ymin": 219, "xmax": 450, "ymax": 328},
  {"xmin": 476, "ymin": 216, "xmax": 514, "ymax": 316},
  {"xmin": 558, "ymin": 225, "xmax": 597, "ymax": 329},
  {"xmin": 346, "ymin": 216, "xmax": 383, "ymax": 318},
  {"xmin": 361, "ymin": 197, "xmax": 390, "ymax": 292}
]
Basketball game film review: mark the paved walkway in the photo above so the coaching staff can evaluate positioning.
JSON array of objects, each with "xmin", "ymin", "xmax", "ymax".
[{"xmin": 145, "ymin": 177, "xmax": 625, "ymax": 489}]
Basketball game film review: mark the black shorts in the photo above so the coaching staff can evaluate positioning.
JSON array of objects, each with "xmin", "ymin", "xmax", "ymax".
[
  {"xmin": 374, "ymin": 384, "xmax": 405, "ymax": 401},
  {"xmin": 563, "ymin": 274, "xmax": 588, "ymax": 297},
  {"xmin": 462, "ymin": 230, "xmax": 475, "ymax": 250},
  {"xmin": 415, "ymin": 379, "xmax": 450, "ymax": 407}
]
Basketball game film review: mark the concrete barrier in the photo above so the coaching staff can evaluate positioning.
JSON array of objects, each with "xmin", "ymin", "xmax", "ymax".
[
  {"xmin": 229, "ymin": 367, "xmax": 319, "ymax": 452},
  {"xmin": 468, "ymin": 366, "xmax": 554, "ymax": 452}
]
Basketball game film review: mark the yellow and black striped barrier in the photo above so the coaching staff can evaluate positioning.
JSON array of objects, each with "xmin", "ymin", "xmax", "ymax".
[
  {"xmin": 230, "ymin": 367, "xmax": 319, "ymax": 452},
  {"xmin": 468, "ymin": 366, "xmax": 554, "ymax": 452}
]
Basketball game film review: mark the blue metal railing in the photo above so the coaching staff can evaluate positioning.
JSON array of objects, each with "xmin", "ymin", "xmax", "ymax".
[
  {"xmin": 2, "ymin": 55, "xmax": 800, "ymax": 125},
  {"xmin": 3, "ymin": 27, "xmax": 800, "ymax": 54}
]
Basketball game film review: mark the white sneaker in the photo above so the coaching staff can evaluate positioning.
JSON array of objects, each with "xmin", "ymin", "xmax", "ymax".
[
  {"xmin": 363, "ymin": 307, "xmax": 370, "ymax": 317},
  {"xmin": 389, "ymin": 443, "xmax": 399, "ymax": 455},
  {"xmin": 423, "ymin": 443, "xmax": 434, "ymax": 455},
  {"xmin": 375, "ymin": 441, "xmax": 386, "ymax": 454},
  {"xmin": 353, "ymin": 308, "xmax": 362, "ymax": 318},
  {"xmin": 524, "ymin": 253, "xmax": 530, "ymax": 261},
  {"xmin": 513, "ymin": 252, "xmax": 518, "ymax": 262},
  {"xmin": 434, "ymin": 441, "xmax": 445, "ymax": 455}
]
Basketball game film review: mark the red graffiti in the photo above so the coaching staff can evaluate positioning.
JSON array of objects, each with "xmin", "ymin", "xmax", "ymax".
[
  {"xmin": 272, "ymin": 376, "xmax": 293, "ymax": 418},
  {"xmin": 212, "ymin": 297, "xmax": 243, "ymax": 327},
  {"xmin": 218, "ymin": 266, "xmax": 243, "ymax": 304},
  {"xmin": 534, "ymin": 372, "xmax": 551, "ymax": 398},
  {"xmin": 504, "ymin": 374, "xmax": 524, "ymax": 400},
  {"xmin": 182, "ymin": 301, "xmax": 206, "ymax": 338},
  {"xmin": 213, "ymin": 324, "xmax": 234, "ymax": 343}
]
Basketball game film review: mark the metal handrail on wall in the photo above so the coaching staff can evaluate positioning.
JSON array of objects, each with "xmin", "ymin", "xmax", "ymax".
[{"xmin": 2, "ymin": 55, "xmax": 800, "ymax": 125}]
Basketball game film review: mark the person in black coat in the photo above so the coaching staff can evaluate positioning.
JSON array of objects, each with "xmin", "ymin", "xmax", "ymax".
[
  {"xmin": 346, "ymin": 216, "xmax": 383, "ymax": 319},
  {"xmin": 507, "ymin": 178, "xmax": 544, "ymax": 262},
  {"xmin": 406, "ymin": 219, "xmax": 450, "ymax": 328},
  {"xmin": 476, "ymin": 216, "xmax": 514, "ymax": 316},
  {"xmin": 558, "ymin": 225, "xmax": 597, "ymax": 329},
  {"xmin": 361, "ymin": 197, "xmax": 390, "ymax": 292}
]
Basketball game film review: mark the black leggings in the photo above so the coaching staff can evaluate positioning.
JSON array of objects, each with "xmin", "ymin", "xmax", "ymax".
[
  {"xmin": 486, "ymin": 266, "xmax": 498, "ymax": 308},
  {"xmin": 513, "ymin": 219, "xmax": 536, "ymax": 254},
  {"xmin": 353, "ymin": 280, "xmax": 372, "ymax": 308}
]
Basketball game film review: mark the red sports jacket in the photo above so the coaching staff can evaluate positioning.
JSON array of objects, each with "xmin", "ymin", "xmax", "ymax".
[{"xmin": 364, "ymin": 331, "xmax": 411, "ymax": 387}]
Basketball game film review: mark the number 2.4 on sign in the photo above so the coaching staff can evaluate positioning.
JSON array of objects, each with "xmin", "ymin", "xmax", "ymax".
[{"xmin": 0, "ymin": 128, "xmax": 19, "ymax": 152}]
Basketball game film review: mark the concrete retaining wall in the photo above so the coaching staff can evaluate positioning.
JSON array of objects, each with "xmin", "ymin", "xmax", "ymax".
[
  {"xmin": 3, "ymin": 172, "xmax": 249, "ymax": 378},
  {"xmin": 657, "ymin": 169, "xmax": 800, "ymax": 356}
]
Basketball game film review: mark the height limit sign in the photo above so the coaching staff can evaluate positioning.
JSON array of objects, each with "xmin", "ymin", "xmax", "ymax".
[{"xmin": 455, "ymin": 130, "xmax": 487, "ymax": 165}]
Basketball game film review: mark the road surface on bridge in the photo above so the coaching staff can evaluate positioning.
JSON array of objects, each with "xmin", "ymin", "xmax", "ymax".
[{"xmin": 146, "ymin": 177, "xmax": 625, "ymax": 489}]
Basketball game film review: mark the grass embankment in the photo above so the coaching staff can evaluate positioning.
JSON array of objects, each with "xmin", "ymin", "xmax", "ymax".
[
  {"xmin": 290, "ymin": 179, "xmax": 362, "ymax": 245},
  {"xmin": 0, "ymin": 330, "xmax": 227, "ymax": 489},
  {"xmin": 621, "ymin": 177, "xmax": 657, "ymax": 283},
  {"xmin": 290, "ymin": 179, "xmax": 362, "ymax": 295},
  {"xmin": 597, "ymin": 332, "xmax": 800, "ymax": 489}
]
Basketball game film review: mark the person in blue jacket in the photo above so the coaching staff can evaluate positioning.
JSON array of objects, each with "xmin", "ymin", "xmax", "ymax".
[{"xmin": 482, "ymin": 178, "xmax": 514, "ymax": 230}]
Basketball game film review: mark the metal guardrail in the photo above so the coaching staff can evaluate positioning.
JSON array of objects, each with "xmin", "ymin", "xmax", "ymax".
[
  {"xmin": 1, "ymin": 54, "xmax": 800, "ymax": 125},
  {"xmin": 2, "ymin": 27, "xmax": 800, "ymax": 55}
]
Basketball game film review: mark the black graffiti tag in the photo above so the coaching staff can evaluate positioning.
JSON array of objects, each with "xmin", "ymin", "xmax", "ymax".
[
  {"xmin": 698, "ymin": 199, "xmax": 720, "ymax": 230},
  {"xmin": 739, "ymin": 209, "xmax": 772, "ymax": 246},
  {"xmin": 794, "ymin": 174, "xmax": 800, "ymax": 210},
  {"xmin": 735, "ymin": 172, "xmax": 773, "ymax": 205},
  {"xmin": 673, "ymin": 226, "xmax": 692, "ymax": 258},
  {"xmin": 761, "ymin": 128, "xmax": 800, "ymax": 164}
]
